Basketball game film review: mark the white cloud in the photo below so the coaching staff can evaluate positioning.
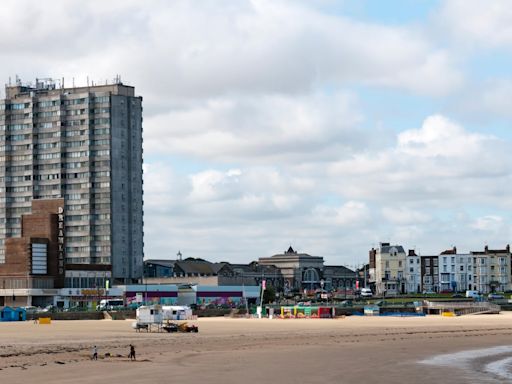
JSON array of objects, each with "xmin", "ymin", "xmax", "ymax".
[
  {"xmin": 478, "ymin": 80, "xmax": 512, "ymax": 119},
  {"xmin": 189, "ymin": 169, "xmax": 241, "ymax": 203},
  {"xmin": 0, "ymin": 0, "xmax": 463, "ymax": 101},
  {"xmin": 0, "ymin": 1, "xmax": 510, "ymax": 264},
  {"xmin": 143, "ymin": 162, "xmax": 191, "ymax": 213},
  {"xmin": 397, "ymin": 115, "xmax": 489, "ymax": 157},
  {"xmin": 312, "ymin": 201, "xmax": 371, "ymax": 227},
  {"xmin": 141, "ymin": 111, "xmax": 512, "ymax": 262},
  {"xmin": 329, "ymin": 114, "xmax": 512, "ymax": 205},
  {"xmin": 144, "ymin": 91, "xmax": 365, "ymax": 163},
  {"xmin": 381, "ymin": 207, "xmax": 431, "ymax": 225},
  {"xmin": 471, "ymin": 215, "xmax": 505, "ymax": 232},
  {"xmin": 435, "ymin": 0, "xmax": 512, "ymax": 49}
]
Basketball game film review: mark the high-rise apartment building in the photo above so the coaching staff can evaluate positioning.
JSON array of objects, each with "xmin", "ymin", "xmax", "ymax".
[{"xmin": 0, "ymin": 78, "xmax": 143, "ymax": 285}]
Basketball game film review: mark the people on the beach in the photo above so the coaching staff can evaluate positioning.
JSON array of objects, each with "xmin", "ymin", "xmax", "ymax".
[
  {"xmin": 129, "ymin": 344, "xmax": 136, "ymax": 361},
  {"xmin": 92, "ymin": 345, "xmax": 98, "ymax": 360}
]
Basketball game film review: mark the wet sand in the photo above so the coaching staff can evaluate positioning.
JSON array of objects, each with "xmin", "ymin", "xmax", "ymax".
[{"xmin": 1, "ymin": 313, "xmax": 512, "ymax": 383}]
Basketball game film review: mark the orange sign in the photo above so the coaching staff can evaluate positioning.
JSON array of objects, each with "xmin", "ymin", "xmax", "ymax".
[{"xmin": 81, "ymin": 289, "xmax": 105, "ymax": 296}]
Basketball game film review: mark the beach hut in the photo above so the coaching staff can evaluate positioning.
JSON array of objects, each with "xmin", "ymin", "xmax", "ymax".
[
  {"xmin": 317, "ymin": 307, "xmax": 332, "ymax": 318},
  {"xmin": 15, "ymin": 307, "xmax": 26, "ymax": 321},
  {"xmin": 0, "ymin": 306, "xmax": 26, "ymax": 322}
]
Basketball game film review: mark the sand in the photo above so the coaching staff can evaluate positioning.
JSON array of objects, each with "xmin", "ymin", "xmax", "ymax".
[{"xmin": 1, "ymin": 313, "xmax": 512, "ymax": 383}]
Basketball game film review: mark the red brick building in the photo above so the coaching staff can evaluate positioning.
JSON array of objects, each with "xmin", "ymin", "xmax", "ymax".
[{"xmin": 0, "ymin": 199, "xmax": 65, "ymax": 306}]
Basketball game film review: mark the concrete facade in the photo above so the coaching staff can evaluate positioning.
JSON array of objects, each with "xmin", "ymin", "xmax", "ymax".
[
  {"xmin": 438, "ymin": 247, "xmax": 473, "ymax": 292},
  {"xmin": 471, "ymin": 245, "xmax": 511, "ymax": 294},
  {"xmin": 0, "ymin": 79, "xmax": 143, "ymax": 283},
  {"xmin": 258, "ymin": 247, "xmax": 357, "ymax": 293},
  {"xmin": 420, "ymin": 255, "xmax": 439, "ymax": 293},
  {"xmin": 405, "ymin": 249, "xmax": 421, "ymax": 294},
  {"xmin": 259, "ymin": 247, "xmax": 325, "ymax": 291},
  {"xmin": 370, "ymin": 243, "xmax": 406, "ymax": 295}
]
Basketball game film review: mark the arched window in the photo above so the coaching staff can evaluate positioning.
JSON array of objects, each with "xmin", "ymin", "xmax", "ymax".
[{"xmin": 303, "ymin": 268, "xmax": 319, "ymax": 283}]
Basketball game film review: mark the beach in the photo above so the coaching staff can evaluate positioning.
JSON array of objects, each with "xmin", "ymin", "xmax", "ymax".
[{"xmin": 1, "ymin": 314, "xmax": 512, "ymax": 383}]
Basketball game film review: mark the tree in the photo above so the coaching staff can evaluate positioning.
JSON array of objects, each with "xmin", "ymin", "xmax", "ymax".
[
  {"xmin": 489, "ymin": 280, "xmax": 500, "ymax": 293},
  {"xmin": 263, "ymin": 286, "xmax": 276, "ymax": 304}
]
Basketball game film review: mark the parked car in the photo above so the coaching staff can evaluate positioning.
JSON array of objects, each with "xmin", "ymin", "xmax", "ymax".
[
  {"xmin": 422, "ymin": 290, "xmax": 436, "ymax": 295},
  {"xmin": 340, "ymin": 300, "xmax": 353, "ymax": 307},
  {"xmin": 360, "ymin": 288, "xmax": 373, "ymax": 298},
  {"xmin": 466, "ymin": 290, "xmax": 481, "ymax": 299},
  {"xmin": 488, "ymin": 293, "xmax": 504, "ymax": 300},
  {"xmin": 36, "ymin": 305, "xmax": 55, "ymax": 313},
  {"xmin": 451, "ymin": 293, "xmax": 464, "ymax": 298}
]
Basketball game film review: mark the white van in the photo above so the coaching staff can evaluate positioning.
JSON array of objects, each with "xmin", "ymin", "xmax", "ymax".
[
  {"xmin": 96, "ymin": 299, "xmax": 124, "ymax": 311},
  {"xmin": 361, "ymin": 288, "xmax": 373, "ymax": 298},
  {"xmin": 465, "ymin": 290, "xmax": 480, "ymax": 299}
]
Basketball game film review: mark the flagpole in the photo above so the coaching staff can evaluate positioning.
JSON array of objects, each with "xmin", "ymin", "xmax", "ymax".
[{"xmin": 258, "ymin": 279, "xmax": 266, "ymax": 318}]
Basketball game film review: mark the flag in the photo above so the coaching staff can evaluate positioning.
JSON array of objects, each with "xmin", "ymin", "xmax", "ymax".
[{"xmin": 262, "ymin": 280, "xmax": 266, "ymax": 290}]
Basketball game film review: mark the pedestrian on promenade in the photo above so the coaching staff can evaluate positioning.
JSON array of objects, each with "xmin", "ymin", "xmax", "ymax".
[
  {"xmin": 92, "ymin": 346, "xmax": 98, "ymax": 360},
  {"xmin": 129, "ymin": 344, "xmax": 136, "ymax": 361}
]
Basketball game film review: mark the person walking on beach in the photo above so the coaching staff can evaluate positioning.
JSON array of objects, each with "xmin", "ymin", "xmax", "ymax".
[
  {"xmin": 129, "ymin": 344, "xmax": 136, "ymax": 361},
  {"xmin": 92, "ymin": 346, "xmax": 98, "ymax": 360}
]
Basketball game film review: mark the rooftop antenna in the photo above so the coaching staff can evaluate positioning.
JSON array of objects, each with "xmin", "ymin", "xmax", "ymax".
[{"xmin": 177, "ymin": 250, "xmax": 182, "ymax": 261}]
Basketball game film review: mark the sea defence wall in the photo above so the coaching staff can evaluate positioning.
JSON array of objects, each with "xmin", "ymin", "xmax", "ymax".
[{"xmin": 28, "ymin": 312, "xmax": 104, "ymax": 321}]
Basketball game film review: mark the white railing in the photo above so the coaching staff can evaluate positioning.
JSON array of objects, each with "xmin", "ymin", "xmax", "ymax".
[{"xmin": 425, "ymin": 301, "xmax": 500, "ymax": 313}]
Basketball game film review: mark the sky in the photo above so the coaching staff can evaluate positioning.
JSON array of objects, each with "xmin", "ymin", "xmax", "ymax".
[{"xmin": 0, "ymin": 0, "xmax": 511, "ymax": 266}]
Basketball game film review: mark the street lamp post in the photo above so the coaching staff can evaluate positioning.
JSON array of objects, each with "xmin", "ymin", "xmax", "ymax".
[{"xmin": 143, "ymin": 268, "xmax": 147, "ymax": 306}]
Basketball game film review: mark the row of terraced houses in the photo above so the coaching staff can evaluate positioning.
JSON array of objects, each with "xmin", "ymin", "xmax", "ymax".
[{"xmin": 368, "ymin": 243, "xmax": 512, "ymax": 295}]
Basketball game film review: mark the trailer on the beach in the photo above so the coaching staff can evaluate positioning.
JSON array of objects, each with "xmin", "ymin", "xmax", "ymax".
[
  {"xmin": 133, "ymin": 305, "xmax": 199, "ymax": 332},
  {"xmin": 133, "ymin": 305, "xmax": 163, "ymax": 332},
  {"xmin": 161, "ymin": 305, "xmax": 193, "ymax": 321}
]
